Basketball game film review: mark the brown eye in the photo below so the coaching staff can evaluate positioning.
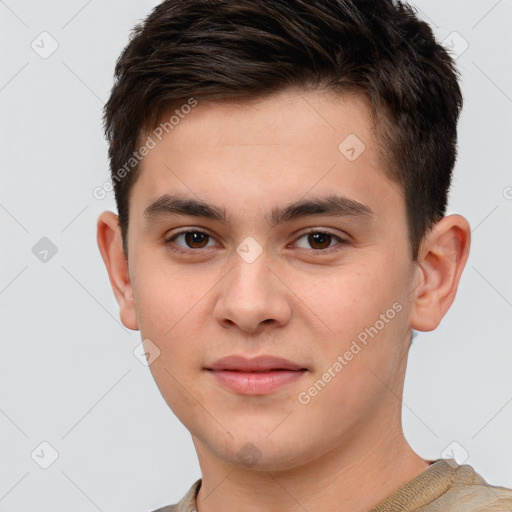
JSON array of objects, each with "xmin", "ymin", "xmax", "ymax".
[
  {"xmin": 293, "ymin": 230, "xmax": 349, "ymax": 253},
  {"xmin": 165, "ymin": 230, "xmax": 216, "ymax": 253},
  {"xmin": 183, "ymin": 232, "xmax": 210, "ymax": 248},
  {"xmin": 307, "ymin": 232, "xmax": 333, "ymax": 250}
]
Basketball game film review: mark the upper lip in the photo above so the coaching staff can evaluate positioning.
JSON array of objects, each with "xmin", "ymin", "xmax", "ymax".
[{"xmin": 205, "ymin": 355, "xmax": 307, "ymax": 372}]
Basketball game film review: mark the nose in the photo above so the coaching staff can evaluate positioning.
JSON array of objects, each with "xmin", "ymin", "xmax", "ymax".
[{"xmin": 213, "ymin": 250, "xmax": 292, "ymax": 334}]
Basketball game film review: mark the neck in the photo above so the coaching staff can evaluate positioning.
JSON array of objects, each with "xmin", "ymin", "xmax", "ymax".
[{"xmin": 193, "ymin": 414, "xmax": 429, "ymax": 512}]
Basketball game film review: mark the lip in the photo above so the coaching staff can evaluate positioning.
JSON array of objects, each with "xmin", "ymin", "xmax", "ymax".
[
  {"xmin": 205, "ymin": 355, "xmax": 307, "ymax": 372},
  {"xmin": 204, "ymin": 355, "xmax": 308, "ymax": 395}
]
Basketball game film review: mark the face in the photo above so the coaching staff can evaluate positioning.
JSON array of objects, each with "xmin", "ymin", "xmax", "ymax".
[{"xmin": 124, "ymin": 88, "xmax": 419, "ymax": 471}]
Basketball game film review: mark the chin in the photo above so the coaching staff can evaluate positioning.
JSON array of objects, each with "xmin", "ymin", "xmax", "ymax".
[{"xmin": 213, "ymin": 433, "xmax": 315, "ymax": 473}]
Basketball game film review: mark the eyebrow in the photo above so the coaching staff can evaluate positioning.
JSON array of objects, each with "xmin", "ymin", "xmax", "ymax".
[{"xmin": 143, "ymin": 193, "xmax": 374, "ymax": 227}]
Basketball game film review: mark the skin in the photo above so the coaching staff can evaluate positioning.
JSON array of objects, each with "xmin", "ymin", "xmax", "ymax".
[{"xmin": 97, "ymin": 88, "xmax": 471, "ymax": 512}]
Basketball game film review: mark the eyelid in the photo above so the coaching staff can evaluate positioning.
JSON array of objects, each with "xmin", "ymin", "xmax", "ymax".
[
  {"xmin": 164, "ymin": 228, "xmax": 220, "ymax": 251},
  {"xmin": 289, "ymin": 228, "xmax": 350, "ymax": 251},
  {"xmin": 293, "ymin": 227, "xmax": 349, "ymax": 241},
  {"xmin": 165, "ymin": 226, "xmax": 215, "ymax": 239}
]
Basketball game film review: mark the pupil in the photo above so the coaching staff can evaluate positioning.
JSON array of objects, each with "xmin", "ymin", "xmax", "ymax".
[
  {"xmin": 185, "ymin": 232, "xmax": 208, "ymax": 248},
  {"xmin": 309, "ymin": 233, "xmax": 331, "ymax": 249}
]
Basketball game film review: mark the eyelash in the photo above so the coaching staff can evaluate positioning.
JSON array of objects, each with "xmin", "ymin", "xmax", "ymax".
[{"xmin": 163, "ymin": 229, "xmax": 350, "ymax": 256}]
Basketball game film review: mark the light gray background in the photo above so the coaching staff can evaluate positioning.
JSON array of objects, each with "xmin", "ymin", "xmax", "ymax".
[{"xmin": 1, "ymin": 1, "xmax": 511, "ymax": 511}]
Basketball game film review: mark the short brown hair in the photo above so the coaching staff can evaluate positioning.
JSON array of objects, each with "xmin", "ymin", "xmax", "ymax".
[{"xmin": 104, "ymin": 0, "xmax": 463, "ymax": 260}]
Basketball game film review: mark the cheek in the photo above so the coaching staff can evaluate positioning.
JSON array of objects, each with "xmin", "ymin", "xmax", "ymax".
[
  {"xmin": 131, "ymin": 258, "xmax": 219, "ymax": 394},
  {"xmin": 132, "ymin": 263, "xmax": 207, "ymax": 417},
  {"xmin": 290, "ymin": 257, "xmax": 410, "ymax": 371},
  {"xmin": 291, "ymin": 267, "xmax": 409, "ymax": 435},
  {"xmin": 131, "ymin": 253, "xmax": 204, "ymax": 338},
  {"xmin": 291, "ymin": 263, "xmax": 394, "ymax": 333}
]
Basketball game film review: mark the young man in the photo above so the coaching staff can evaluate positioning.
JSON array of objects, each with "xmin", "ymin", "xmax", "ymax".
[{"xmin": 96, "ymin": 1, "xmax": 512, "ymax": 510}]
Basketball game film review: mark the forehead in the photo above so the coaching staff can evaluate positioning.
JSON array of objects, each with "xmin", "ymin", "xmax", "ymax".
[{"xmin": 129, "ymin": 88, "xmax": 403, "ymax": 228}]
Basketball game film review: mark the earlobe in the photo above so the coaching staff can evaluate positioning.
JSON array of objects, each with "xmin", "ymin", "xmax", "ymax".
[
  {"xmin": 96, "ymin": 211, "xmax": 139, "ymax": 331},
  {"xmin": 409, "ymin": 214, "xmax": 471, "ymax": 332}
]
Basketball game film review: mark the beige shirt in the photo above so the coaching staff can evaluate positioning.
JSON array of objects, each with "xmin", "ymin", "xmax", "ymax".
[{"xmin": 151, "ymin": 459, "xmax": 512, "ymax": 512}]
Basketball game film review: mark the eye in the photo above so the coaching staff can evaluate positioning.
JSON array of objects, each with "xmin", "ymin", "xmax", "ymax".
[
  {"xmin": 164, "ymin": 228, "xmax": 350, "ymax": 256},
  {"xmin": 165, "ymin": 230, "xmax": 218, "ymax": 253},
  {"xmin": 293, "ymin": 230, "xmax": 349, "ymax": 253}
]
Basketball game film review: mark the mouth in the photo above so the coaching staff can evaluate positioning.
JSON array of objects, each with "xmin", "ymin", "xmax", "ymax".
[{"xmin": 204, "ymin": 355, "xmax": 308, "ymax": 395}]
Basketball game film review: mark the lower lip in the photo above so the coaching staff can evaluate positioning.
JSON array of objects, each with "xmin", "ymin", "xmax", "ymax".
[{"xmin": 207, "ymin": 370, "xmax": 306, "ymax": 395}]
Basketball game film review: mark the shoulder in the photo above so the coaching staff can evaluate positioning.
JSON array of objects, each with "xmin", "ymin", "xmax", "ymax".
[
  {"xmin": 147, "ymin": 479, "xmax": 202, "ymax": 512},
  {"xmin": 371, "ymin": 459, "xmax": 512, "ymax": 511},
  {"xmin": 440, "ymin": 462, "xmax": 512, "ymax": 511}
]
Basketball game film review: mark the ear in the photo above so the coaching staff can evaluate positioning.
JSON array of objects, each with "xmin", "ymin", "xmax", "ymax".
[
  {"xmin": 409, "ymin": 214, "xmax": 471, "ymax": 332},
  {"xmin": 96, "ymin": 211, "xmax": 139, "ymax": 330}
]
